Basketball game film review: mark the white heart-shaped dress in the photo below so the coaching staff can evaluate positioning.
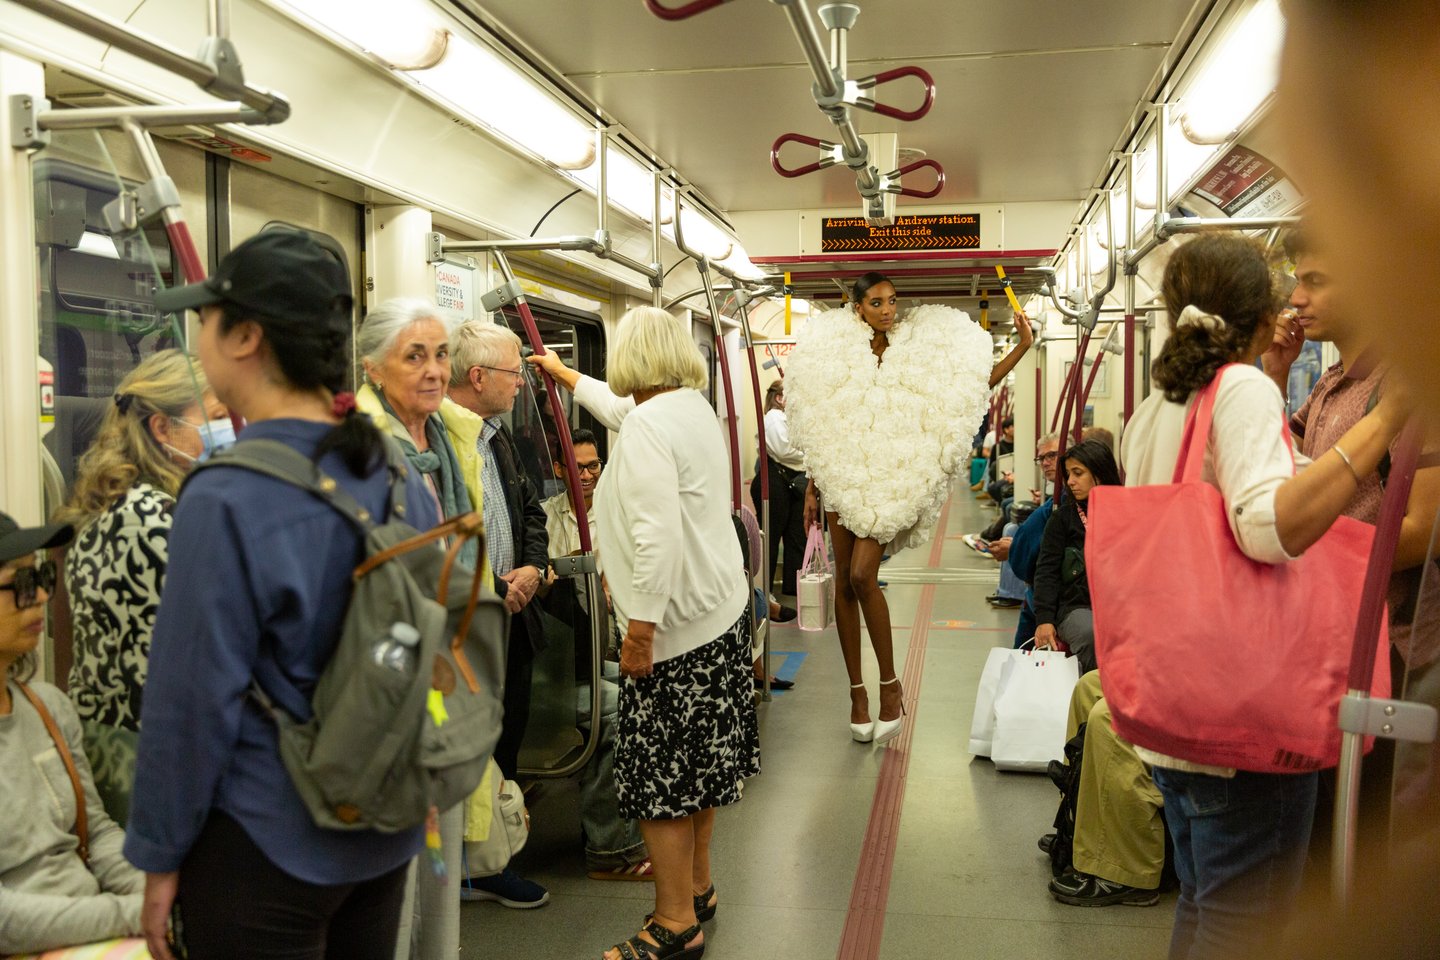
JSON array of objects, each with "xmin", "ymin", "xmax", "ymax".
[{"xmin": 785, "ymin": 304, "xmax": 993, "ymax": 551}]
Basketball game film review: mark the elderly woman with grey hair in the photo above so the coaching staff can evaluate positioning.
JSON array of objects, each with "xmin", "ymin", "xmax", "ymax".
[
  {"xmin": 355, "ymin": 298, "xmax": 476, "ymax": 570},
  {"xmin": 355, "ymin": 298, "xmax": 476, "ymax": 960},
  {"xmin": 592, "ymin": 306, "xmax": 759, "ymax": 960}
]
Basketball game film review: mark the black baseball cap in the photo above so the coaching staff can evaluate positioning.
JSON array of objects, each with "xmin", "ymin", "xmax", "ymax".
[
  {"xmin": 154, "ymin": 228, "xmax": 353, "ymax": 324},
  {"xmin": 0, "ymin": 512, "xmax": 73, "ymax": 564}
]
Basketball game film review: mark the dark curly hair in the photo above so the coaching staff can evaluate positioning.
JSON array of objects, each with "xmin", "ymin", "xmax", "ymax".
[{"xmin": 1152, "ymin": 233, "xmax": 1278, "ymax": 403}]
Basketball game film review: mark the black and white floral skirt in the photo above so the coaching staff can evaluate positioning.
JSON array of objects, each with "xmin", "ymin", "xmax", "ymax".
[{"xmin": 615, "ymin": 612, "xmax": 761, "ymax": 820}]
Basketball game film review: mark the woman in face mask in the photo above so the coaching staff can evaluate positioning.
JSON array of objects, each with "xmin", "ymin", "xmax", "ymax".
[{"xmin": 54, "ymin": 349, "xmax": 226, "ymax": 824}]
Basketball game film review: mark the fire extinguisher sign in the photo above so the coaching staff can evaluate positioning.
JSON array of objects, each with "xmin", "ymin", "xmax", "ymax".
[{"xmin": 39, "ymin": 368, "xmax": 55, "ymax": 424}]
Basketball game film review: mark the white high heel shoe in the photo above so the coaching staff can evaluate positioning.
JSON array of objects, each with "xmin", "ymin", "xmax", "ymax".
[
  {"xmin": 872, "ymin": 677, "xmax": 907, "ymax": 745},
  {"xmin": 849, "ymin": 683, "xmax": 875, "ymax": 742}
]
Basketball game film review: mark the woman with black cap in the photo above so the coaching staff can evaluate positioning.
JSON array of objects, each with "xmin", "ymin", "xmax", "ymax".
[
  {"xmin": 122, "ymin": 229, "xmax": 441, "ymax": 960},
  {"xmin": 0, "ymin": 510, "xmax": 151, "ymax": 954}
]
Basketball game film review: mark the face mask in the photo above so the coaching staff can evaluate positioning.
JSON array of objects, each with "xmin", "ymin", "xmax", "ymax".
[{"xmin": 174, "ymin": 417, "xmax": 238, "ymax": 462}]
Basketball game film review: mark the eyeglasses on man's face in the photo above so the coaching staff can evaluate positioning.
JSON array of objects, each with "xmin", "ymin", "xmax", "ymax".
[
  {"xmin": 1035, "ymin": 451, "xmax": 1060, "ymax": 464},
  {"xmin": 477, "ymin": 365, "xmax": 525, "ymax": 381},
  {"xmin": 0, "ymin": 559, "xmax": 57, "ymax": 609},
  {"xmin": 577, "ymin": 460, "xmax": 604, "ymax": 476}
]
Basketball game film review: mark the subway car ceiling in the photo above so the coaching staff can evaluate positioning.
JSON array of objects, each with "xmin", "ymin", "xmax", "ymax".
[{"xmin": 1, "ymin": 0, "xmax": 1297, "ymax": 332}]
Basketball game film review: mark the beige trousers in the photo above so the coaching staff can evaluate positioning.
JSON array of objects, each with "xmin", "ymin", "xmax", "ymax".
[{"xmin": 1066, "ymin": 670, "xmax": 1166, "ymax": 889}]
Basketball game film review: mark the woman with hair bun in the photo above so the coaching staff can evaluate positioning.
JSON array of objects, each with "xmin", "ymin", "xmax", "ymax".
[
  {"xmin": 785, "ymin": 271, "xmax": 1032, "ymax": 745},
  {"xmin": 1120, "ymin": 232, "xmax": 1407, "ymax": 960},
  {"xmin": 124, "ymin": 230, "xmax": 440, "ymax": 960}
]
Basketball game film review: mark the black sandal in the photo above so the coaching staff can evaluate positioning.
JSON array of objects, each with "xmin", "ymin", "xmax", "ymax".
[
  {"xmin": 644, "ymin": 885, "xmax": 718, "ymax": 925},
  {"xmin": 694, "ymin": 885, "xmax": 718, "ymax": 922},
  {"xmin": 604, "ymin": 920, "xmax": 704, "ymax": 959}
]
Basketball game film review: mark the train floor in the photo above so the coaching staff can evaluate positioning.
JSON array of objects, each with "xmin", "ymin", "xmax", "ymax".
[{"xmin": 460, "ymin": 487, "xmax": 1176, "ymax": 959}]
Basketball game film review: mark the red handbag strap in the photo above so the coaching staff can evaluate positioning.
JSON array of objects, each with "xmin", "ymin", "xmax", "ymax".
[
  {"xmin": 1172, "ymin": 367, "xmax": 1229, "ymax": 484},
  {"xmin": 1172, "ymin": 364, "xmax": 1297, "ymax": 485},
  {"xmin": 1348, "ymin": 419, "xmax": 1423, "ymax": 689}
]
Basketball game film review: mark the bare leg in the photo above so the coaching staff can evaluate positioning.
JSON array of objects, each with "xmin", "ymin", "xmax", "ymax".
[
  {"xmin": 828, "ymin": 514, "xmax": 869, "ymax": 724},
  {"xmin": 691, "ymin": 808, "xmax": 716, "ymax": 901},
  {"xmin": 605, "ymin": 817, "xmax": 703, "ymax": 959},
  {"xmin": 845, "ymin": 535, "xmax": 902, "ymax": 721}
]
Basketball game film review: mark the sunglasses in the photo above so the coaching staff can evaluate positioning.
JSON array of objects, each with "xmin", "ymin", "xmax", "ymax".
[{"xmin": 0, "ymin": 559, "xmax": 57, "ymax": 609}]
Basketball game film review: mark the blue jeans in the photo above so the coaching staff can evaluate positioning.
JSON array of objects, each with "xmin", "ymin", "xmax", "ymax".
[
  {"xmin": 1152, "ymin": 767, "xmax": 1318, "ymax": 960},
  {"xmin": 1014, "ymin": 597, "xmax": 1036, "ymax": 648},
  {"xmin": 578, "ymin": 666, "xmax": 647, "ymax": 870},
  {"xmin": 995, "ymin": 523, "xmax": 1026, "ymax": 601}
]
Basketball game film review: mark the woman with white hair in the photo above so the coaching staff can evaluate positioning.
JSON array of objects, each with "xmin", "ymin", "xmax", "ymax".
[
  {"xmin": 356, "ymin": 298, "xmax": 476, "ymax": 569},
  {"xmin": 595, "ymin": 306, "xmax": 758, "ymax": 960}
]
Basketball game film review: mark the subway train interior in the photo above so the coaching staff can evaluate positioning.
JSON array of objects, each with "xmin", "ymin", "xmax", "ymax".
[{"xmin": 1, "ymin": 0, "xmax": 1435, "ymax": 958}]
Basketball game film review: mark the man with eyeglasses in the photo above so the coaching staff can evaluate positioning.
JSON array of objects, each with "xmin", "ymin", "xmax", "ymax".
[
  {"xmin": 995, "ymin": 433, "xmax": 1063, "ymax": 643},
  {"xmin": 443, "ymin": 321, "xmax": 552, "ymax": 910}
]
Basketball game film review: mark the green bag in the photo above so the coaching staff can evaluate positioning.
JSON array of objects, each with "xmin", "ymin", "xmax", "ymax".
[{"xmin": 191, "ymin": 437, "xmax": 507, "ymax": 832}]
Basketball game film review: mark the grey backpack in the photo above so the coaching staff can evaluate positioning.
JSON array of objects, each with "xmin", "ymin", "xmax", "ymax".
[{"xmin": 191, "ymin": 436, "xmax": 507, "ymax": 832}]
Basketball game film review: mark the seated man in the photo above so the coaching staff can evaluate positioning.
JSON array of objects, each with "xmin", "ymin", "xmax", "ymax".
[
  {"xmin": 541, "ymin": 431, "xmax": 653, "ymax": 882},
  {"xmin": 1044, "ymin": 671, "xmax": 1165, "ymax": 907},
  {"xmin": 996, "ymin": 432, "xmax": 1060, "ymax": 637}
]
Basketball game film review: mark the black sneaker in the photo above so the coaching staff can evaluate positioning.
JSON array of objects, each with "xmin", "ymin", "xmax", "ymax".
[
  {"xmin": 985, "ymin": 595, "xmax": 1023, "ymax": 608},
  {"xmin": 1037, "ymin": 833, "xmax": 1056, "ymax": 854},
  {"xmin": 1048, "ymin": 871, "xmax": 1158, "ymax": 907}
]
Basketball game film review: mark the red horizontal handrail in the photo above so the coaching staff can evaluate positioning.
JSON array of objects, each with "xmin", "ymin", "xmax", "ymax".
[
  {"xmin": 891, "ymin": 158, "xmax": 945, "ymax": 199},
  {"xmin": 771, "ymin": 132, "xmax": 839, "ymax": 179},
  {"xmin": 854, "ymin": 65, "xmax": 936, "ymax": 122},
  {"xmin": 643, "ymin": 0, "xmax": 731, "ymax": 20}
]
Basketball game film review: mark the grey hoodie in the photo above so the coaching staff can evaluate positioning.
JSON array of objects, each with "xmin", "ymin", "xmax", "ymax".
[{"xmin": 0, "ymin": 680, "xmax": 143, "ymax": 954}]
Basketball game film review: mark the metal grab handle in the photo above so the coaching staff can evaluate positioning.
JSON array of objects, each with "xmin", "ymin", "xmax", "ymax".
[
  {"xmin": 770, "ymin": 133, "xmax": 839, "ymax": 178},
  {"xmin": 643, "ymin": 0, "xmax": 731, "ymax": 20},
  {"xmin": 885, "ymin": 158, "xmax": 945, "ymax": 199},
  {"xmin": 854, "ymin": 65, "xmax": 936, "ymax": 122}
]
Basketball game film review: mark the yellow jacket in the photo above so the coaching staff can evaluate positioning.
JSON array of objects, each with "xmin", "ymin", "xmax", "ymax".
[
  {"xmin": 437, "ymin": 397, "xmax": 486, "ymax": 516},
  {"xmin": 356, "ymin": 383, "xmax": 492, "ymax": 586}
]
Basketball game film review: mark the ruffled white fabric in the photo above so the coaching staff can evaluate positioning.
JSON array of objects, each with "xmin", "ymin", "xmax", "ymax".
[{"xmin": 786, "ymin": 304, "xmax": 993, "ymax": 550}]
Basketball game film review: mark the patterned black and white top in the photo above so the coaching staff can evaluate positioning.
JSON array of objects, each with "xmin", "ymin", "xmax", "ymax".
[{"xmin": 66, "ymin": 482, "xmax": 174, "ymax": 732}]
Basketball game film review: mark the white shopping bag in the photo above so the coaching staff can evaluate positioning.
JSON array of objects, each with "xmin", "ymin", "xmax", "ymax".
[
  {"xmin": 797, "ymin": 526, "xmax": 834, "ymax": 632},
  {"xmin": 990, "ymin": 648, "xmax": 1081, "ymax": 772},
  {"xmin": 968, "ymin": 646, "xmax": 1014, "ymax": 757}
]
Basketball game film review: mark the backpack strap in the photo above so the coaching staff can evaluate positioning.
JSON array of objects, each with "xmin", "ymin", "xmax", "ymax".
[
  {"xmin": 191, "ymin": 436, "xmax": 412, "ymax": 532},
  {"xmin": 16, "ymin": 682, "xmax": 89, "ymax": 865}
]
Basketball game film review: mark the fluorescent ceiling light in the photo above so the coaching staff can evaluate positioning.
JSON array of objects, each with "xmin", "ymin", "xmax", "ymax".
[
  {"xmin": 411, "ymin": 37, "xmax": 595, "ymax": 170},
  {"xmin": 720, "ymin": 243, "xmax": 766, "ymax": 280},
  {"xmin": 277, "ymin": 0, "xmax": 595, "ymax": 169},
  {"xmin": 282, "ymin": 0, "xmax": 449, "ymax": 70},
  {"xmin": 75, "ymin": 230, "xmax": 120, "ymax": 259},
  {"xmin": 1178, "ymin": 0, "xmax": 1286, "ymax": 144},
  {"xmin": 571, "ymin": 147, "xmax": 667, "ymax": 223},
  {"xmin": 674, "ymin": 206, "xmax": 734, "ymax": 262}
]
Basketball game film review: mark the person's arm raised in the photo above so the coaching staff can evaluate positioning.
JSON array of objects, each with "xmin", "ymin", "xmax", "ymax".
[
  {"xmin": 1273, "ymin": 387, "xmax": 1410, "ymax": 556},
  {"xmin": 988, "ymin": 311, "xmax": 1034, "ymax": 389}
]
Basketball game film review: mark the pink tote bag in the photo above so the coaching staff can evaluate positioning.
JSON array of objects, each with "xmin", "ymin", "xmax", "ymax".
[
  {"xmin": 796, "ymin": 525, "xmax": 834, "ymax": 632},
  {"xmin": 1087, "ymin": 368, "xmax": 1389, "ymax": 773}
]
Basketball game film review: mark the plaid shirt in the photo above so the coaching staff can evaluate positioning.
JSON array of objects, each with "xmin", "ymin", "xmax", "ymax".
[{"xmin": 478, "ymin": 418, "xmax": 515, "ymax": 578}]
